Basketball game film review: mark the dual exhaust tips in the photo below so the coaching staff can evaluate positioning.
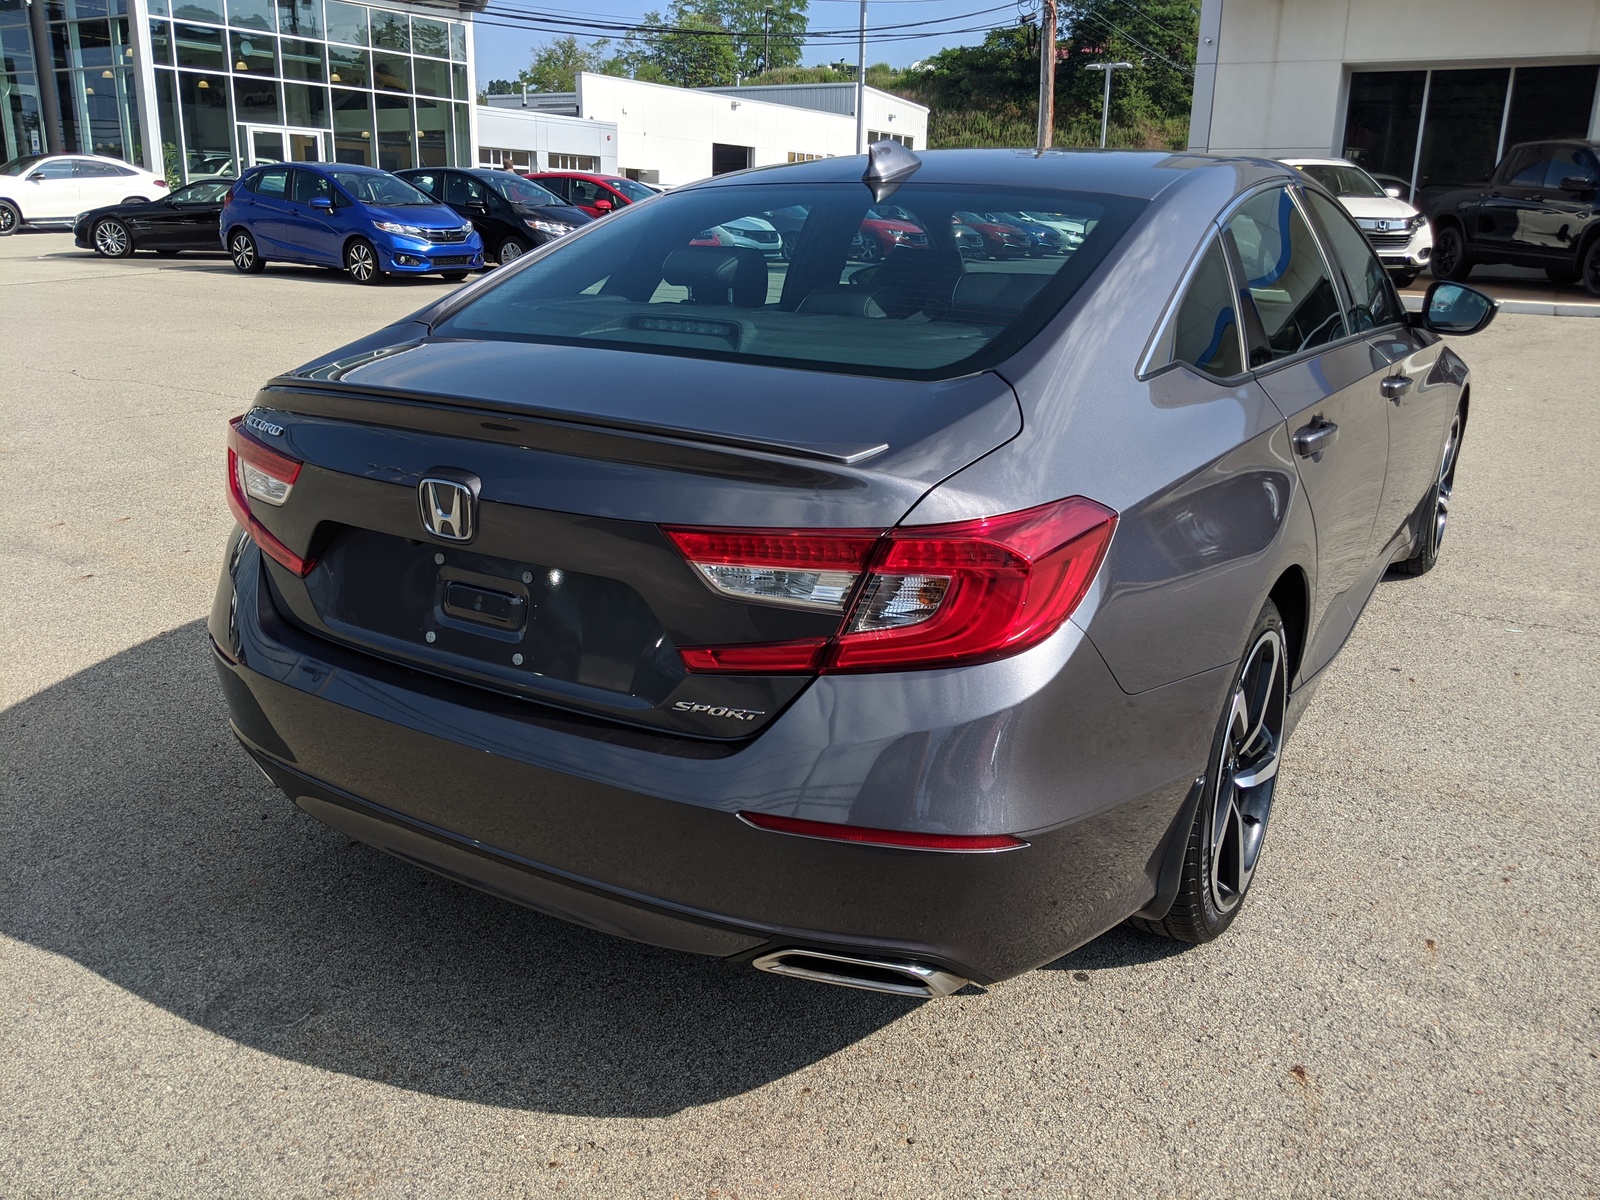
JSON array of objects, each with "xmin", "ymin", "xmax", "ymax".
[{"xmin": 752, "ymin": 949, "xmax": 969, "ymax": 998}]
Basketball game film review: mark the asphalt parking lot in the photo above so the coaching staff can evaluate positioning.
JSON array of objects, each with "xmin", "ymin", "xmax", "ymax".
[{"xmin": 2, "ymin": 231, "xmax": 1596, "ymax": 1198}]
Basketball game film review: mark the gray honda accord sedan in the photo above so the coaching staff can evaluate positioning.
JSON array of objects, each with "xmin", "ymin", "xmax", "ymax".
[{"xmin": 213, "ymin": 146, "xmax": 1496, "ymax": 997}]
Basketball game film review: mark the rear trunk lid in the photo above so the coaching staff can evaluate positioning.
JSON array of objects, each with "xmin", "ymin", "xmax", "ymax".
[{"xmin": 241, "ymin": 337, "xmax": 1020, "ymax": 739}]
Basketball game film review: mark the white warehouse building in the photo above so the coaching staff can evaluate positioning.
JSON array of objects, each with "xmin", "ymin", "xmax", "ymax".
[
  {"xmin": 1187, "ymin": 0, "xmax": 1600, "ymax": 202},
  {"xmin": 482, "ymin": 73, "xmax": 928, "ymax": 186}
]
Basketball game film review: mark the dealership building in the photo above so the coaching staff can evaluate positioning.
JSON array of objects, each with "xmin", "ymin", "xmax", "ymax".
[
  {"xmin": 1188, "ymin": 0, "xmax": 1600, "ymax": 199},
  {"xmin": 0, "ymin": 0, "xmax": 479, "ymax": 180}
]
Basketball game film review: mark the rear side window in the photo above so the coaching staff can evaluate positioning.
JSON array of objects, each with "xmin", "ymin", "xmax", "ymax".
[
  {"xmin": 252, "ymin": 168, "xmax": 288, "ymax": 197},
  {"xmin": 1225, "ymin": 188, "xmax": 1345, "ymax": 362},
  {"xmin": 76, "ymin": 160, "xmax": 131, "ymax": 178},
  {"xmin": 435, "ymin": 181, "xmax": 1147, "ymax": 380},
  {"xmin": 1169, "ymin": 239, "xmax": 1243, "ymax": 378},
  {"xmin": 1302, "ymin": 189, "xmax": 1402, "ymax": 331}
]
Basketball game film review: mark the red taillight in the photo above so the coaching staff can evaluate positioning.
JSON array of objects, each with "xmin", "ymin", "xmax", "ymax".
[
  {"xmin": 668, "ymin": 497, "xmax": 1116, "ymax": 674},
  {"xmin": 222, "ymin": 185, "xmax": 235, "ymax": 204},
  {"xmin": 154, "ymin": 178, "xmax": 167, "ymax": 189},
  {"xmin": 738, "ymin": 811, "xmax": 1026, "ymax": 852},
  {"xmin": 227, "ymin": 416, "xmax": 312, "ymax": 576}
]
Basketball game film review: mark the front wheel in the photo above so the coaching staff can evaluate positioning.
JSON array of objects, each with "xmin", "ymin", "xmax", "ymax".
[
  {"xmin": 496, "ymin": 236, "xmax": 529, "ymax": 266},
  {"xmin": 1430, "ymin": 225, "xmax": 1473, "ymax": 281},
  {"xmin": 0, "ymin": 200, "xmax": 19, "ymax": 236},
  {"xmin": 1393, "ymin": 404, "xmax": 1464, "ymax": 577},
  {"xmin": 228, "ymin": 228, "xmax": 265, "ymax": 273},
  {"xmin": 344, "ymin": 237, "xmax": 381, "ymax": 284},
  {"xmin": 93, "ymin": 218, "xmax": 134, "ymax": 258},
  {"xmin": 1583, "ymin": 239, "xmax": 1600, "ymax": 299},
  {"xmin": 1130, "ymin": 601, "xmax": 1288, "ymax": 944}
]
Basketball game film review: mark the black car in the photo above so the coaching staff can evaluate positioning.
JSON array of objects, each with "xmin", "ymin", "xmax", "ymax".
[
  {"xmin": 1425, "ymin": 139, "xmax": 1600, "ymax": 294},
  {"xmin": 398, "ymin": 167, "xmax": 590, "ymax": 267},
  {"xmin": 73, "ymin": 180, "xmax": 232, "ymax": 257}
]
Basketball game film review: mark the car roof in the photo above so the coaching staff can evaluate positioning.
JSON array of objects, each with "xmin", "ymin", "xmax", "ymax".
[
  {"xmin": 531, "ymin": 171, "xmax": 627, "ymax": 183},
  {"xmin": 684, "ymin": 148, "xmax": 1295, "ymax": 202},
  {"xmin": 1507, "ymin": 138, "xmax": 1600, "ymax": 151}
]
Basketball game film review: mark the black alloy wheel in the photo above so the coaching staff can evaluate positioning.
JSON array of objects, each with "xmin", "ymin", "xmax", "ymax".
[
  {"xmin": 1131, "ymin": 601, "xmax": 1288, "ymax": 944},
  {"xmin": 229, "ymin": 228, "xmax": 265, "ymax": 274},
  {"xmin": 93, "ymin": 218, "xmax": 134, "ymax": 258},
  {"xmin": 0, "ymin": 201, "xmax": 18, "ymax": 236},
  {"xmin": 779, "ymin": 230, "xmax": 797, "ymax": 261},
  {"xmin": 345, "ymin": 237, "xmax": 381, "ymax": 284},
  {"xmin": 497, "ymin": 237, "xmax": 529, "ymax": 266},
  {"xmin": 1583, "ymin": 239, "xmax": 1600, "ymax": 299},
  {"xmin": 1394, "ymin": 404, "xmax": 1464, "ymax": 577},
  {"xmin": 1430, "ymin": 225, "xmax": 1472, "ymax": 281}
]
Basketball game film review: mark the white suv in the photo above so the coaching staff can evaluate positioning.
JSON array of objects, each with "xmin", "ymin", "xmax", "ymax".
[
  {"xmin": 0, "ymin": 154, "xmax": 168, "ymax": 235},
  {"xmin": 1282, "ymin": 158, "xmax": 1432, "ymax": 287}
]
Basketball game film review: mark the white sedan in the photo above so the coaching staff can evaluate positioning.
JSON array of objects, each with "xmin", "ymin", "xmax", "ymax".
[
  {"xmin": 1282, "ymin": 158, "xmax": 1431, "ymax": 286},
  {"xmin": 0, "ymin": 153, "xmax": 168, "ymax": 236}
]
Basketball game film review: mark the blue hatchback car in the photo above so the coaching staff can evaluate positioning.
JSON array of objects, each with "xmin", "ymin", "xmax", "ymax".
[{"xmin": 220, "ymin": 162, "xmax": 484, "ymax": 283}]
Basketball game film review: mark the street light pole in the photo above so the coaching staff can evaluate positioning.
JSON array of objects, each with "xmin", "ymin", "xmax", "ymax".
[
  {"xmin": 1084, "ymin": 61, "xmax": 1133, "ymax": 148},
  {"xmin": 1035, "ymin": 0, "xmax": 1057, "ymax": 154},
  {"xmin": 855, "ymin": 0, "xmax": 867, "ymax": 153},
  {"xmin": 762, "ymin": 4, "xmax": 772, "ymax": 76}
]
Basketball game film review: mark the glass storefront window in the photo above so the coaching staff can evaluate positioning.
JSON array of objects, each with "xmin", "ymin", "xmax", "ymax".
[
  {"xmin": 449, "ymin": 20, "xmax": 464, "ymax": 61},
  {"xmin": 369, "ymin": 8, "xmax": 405, "ymax": 52},
  {"xmin": 323, "ymin": 0, "xmax": 365, "ymax": 46},
  {"xmin": 280, "ymin": 37, "xmax": 323, "ymax": 82},
  {"xmin": 1504, "ymin": 65, "xmax": 1600, "ymax": 149},
  {"xmin": 232, "ymin": 73, "xmax": 278, "ymax": 123},
  {"xmin": 411, "ymin": 15, "xmax": 446, "ymax": 58},
  {"xmin": 326, "ymin": 43, "xmax": 366, "ymax": 86},
  {"xmin": 411, "ymin": 54, "xmax": 444, "ymax": 97},
  {"xmin": 283, "ymin": 79, "xmax": 327, "ymax": 126},
  {"xmin": 155, "ymin": 67, "xmax": 183, "ymax": 179},
  {"xmin": 148, "ymin": 20, "xmax": 173, "ymax": 65},
  {"xmin": 1416, "ymin": 68, "xmax": 1510, "ymax": 192},
  {"xmin": 450, "ymin": 62, "xmax": 465, "ymax": 102},
  {"xmin": 179, "ymin": 69, "xmax": 234, "ymax": 176},
  {"xmin": 230, "ymin": 30, "xmax": 276, "ymax": 75},
  {"xmin": 276, "ymin": 0, "xmax": 320, "ymax": 39},
  {"xmin": 415, "ymin": 92, "xmax": 444, "ymax": 164},
  {"xmin": 175, "ymin": 23, "xmax": 225, "ymax": 71},
  {"xmin": 331, "ymin": 85, "xmax": 369, "ymax": 163},
  {"xmin": 172, "ymin": 0, "xmax": 224, "ymax": 26},
  {"xmin": 1342, "ymin": 71, "xmax": 1425, "ymax": 185},
  {"xmin": 374, "ymin": 89, "xmax": 408, "ymax": 168},
  {"xmin": 371, "ymin": 49, "xmax": 406, "ymax": 93},
  {"xmin": 226, "ymin": 0, "xmax": 273, "ymax": 32},
  {"xmin": 147, "ymin": 0, "xmax": 168, "ymax": 15},
  {"xmin": 47, "ymin": 0, "xmax": 108, "ymax": 20}
]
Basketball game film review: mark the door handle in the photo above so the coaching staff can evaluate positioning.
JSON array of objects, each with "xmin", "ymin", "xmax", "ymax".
[
  {"xmin": 1380, "ymin": 375, "xmax": 1414, "ymax": 403},
  {"xmin": 1293, "ymin": 419, "xmax": 1339, "ymax": 460}
]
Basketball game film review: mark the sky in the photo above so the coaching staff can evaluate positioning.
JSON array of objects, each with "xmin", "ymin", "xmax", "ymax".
[{"xmin": 471, "ymin": 0, "xmax": 1019, "ymax": 86}]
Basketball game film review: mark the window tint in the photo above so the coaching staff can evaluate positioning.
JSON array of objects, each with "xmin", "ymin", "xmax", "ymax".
[
  {"xmin": 1302, "ymin": 190, "xmax": 1403, "ymax": 332},
  {"xmin": 444, "ymin": 172, "xmax": 484, "ymax": 206},
  {"xmin": 1507, "ymin": 147, "xmax": 1551, "ymax": 186},
  {"xmin": 1169, "ymin": 239, "xmax": 1243, "ymax": 378},
  {"xmin": 290, "ymin": 168, "xmax": 332, "ymax": 204},
  {"xmin": 76, "ymin": 160, "xmax": 130, "ymax": 178},
  {"xmin": 252, "ymin": 168, "xmax": 288, "ymax": 197},
  {"xmin": 1546, "ymin": 145, "xmax": 1600, "ymax": 189},
  {"xmin": 1225, "ymin": 188, "xmax": 1346, "ymax": 361},
  {"xmin": 408, "ymin": 171, "xmax": 439, "ymax": 197},
  {"xmin": 30, "ymin": 160, "xmax": 77, "ymax": 180},
  {"xmin": 172, "ymin": 180, "xmax": 229, "ymax": 203},
  {"xmin": 567, "ymin": 178, "xmax": 606, "ymax": 207},
  {"xmin": 435, "ymin": 181, "xmax": 1146, "ymax": 379}
]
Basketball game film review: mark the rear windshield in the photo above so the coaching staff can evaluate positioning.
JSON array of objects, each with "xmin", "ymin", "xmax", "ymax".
[{"xmin": 435, "ymin": 180, "xmax": 1146, "ymax": 379}]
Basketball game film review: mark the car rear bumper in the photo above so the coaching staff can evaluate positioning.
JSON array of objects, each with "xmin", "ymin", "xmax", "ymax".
[{"xmin": 212, "ymin": 533, "xmax": 1226, "ymax": 984}]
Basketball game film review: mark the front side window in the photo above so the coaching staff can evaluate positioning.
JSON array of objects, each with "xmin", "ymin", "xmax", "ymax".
[
  {"xmin": 1225, "ymin": 188, "xmax": 1346, "ymax": 362},
  {"xmin": 173, "ymin": 180, "xmax": 229, "ymax": 203},
  {"xmin": 290, "ymin": 168, "xmax": 332, "ymax": 204},
  {"xmin": 30, "ymin": 159, "xmax": 77, "ymax": 180},
  {"xmin": 483, "ymin": 173, "xmax": 563, "ymax": 207},
  {"xmin": 434, "ymin": 181, "xmax": 1146, "ymax": 379},
  {"xmin": 566, "ymin": 178, "xmax": 606, "ymax": 207},
  {"xmin": 1168, "ymin": 239, "xmax": 1244, "ymax": 378},
  {"xmin": 1302, "ymin": 189, "xmax": 1402, "ymax": 332},
  {"xmin": 1507, "ymin": 147, "xmax": 1553, "ymax": 186},
  {"xmin": 444, "ymin": 172, "xmax": 485, "ymax": 206}
]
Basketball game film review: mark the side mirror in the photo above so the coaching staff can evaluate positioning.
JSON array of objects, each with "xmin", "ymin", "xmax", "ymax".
[
  {"xmin": 1411, "ymin": 281, "xmax": 1498, "ymax": 336},
  {"xmin": 1560, "ymin": 175, "xmax": 1598, "ymax": 192},
  {"xmin": 592, "ymin": 198, "xmax": 613, "ymax": 213},
  {"xmin": 1384, "ymin": 185, "xmax": 1402, "ymax": 199},
  {"xmin": 309, "ymin": 196, "xmax": 333, "ymax": 211}
]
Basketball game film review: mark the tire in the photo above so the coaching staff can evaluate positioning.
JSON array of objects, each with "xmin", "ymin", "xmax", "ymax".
[
  {"xmin": 441, "ymin": 272, "xmax": 468, "ymax": 282},
  {"xmin": 1430, "ymin": 225, "xmax": 1473, "ymax": 281},
  {"xmin": 1545, "ymin": 264, "xmax": 1579, "ymax": 287},
  {"xmin": 496, "ymin": 237, "xmax": 529, "ymax": 266},
  {"xmin": 1583, "ymin": 239, "xmax": 1600, "ymax": 299},
  {"xmin": 1389, "ymin": 268, "xmax": 1420, "ymax": 288},
  {"xmin": 344, "ymin": 237, "xmax": 381, "ymax": 284},
  {"xmin": 779, "ymin": 230, "xmax": 796, "ymax": 262},
  {"xmin": 155, "ymin": 249, "xmax": 180, "ymax": 257},
  {"xmin": 228, "ymin": 228, "xmax": 265, "ymax": 274},
  {"xmin": 93, "ymin": 218, "xmax": 134, "ymax": 258},
  {"xmin": 120, "ymin": 195, "xmax": 148, "ymax": 205},
  {"xmin": 1393, "ymin": 403, "xmax": 1464, "ymax": 577},
  {"xmin": 0, "ymin": 200, "xmax": 19, "ymax": 236},
  {"xmin": 1130, "ymin": 601, "xmax": 1288, "ymax": 944},
  {"xmin": 853, "ymin": 234, "xmax": 881, "ymax": 265}
]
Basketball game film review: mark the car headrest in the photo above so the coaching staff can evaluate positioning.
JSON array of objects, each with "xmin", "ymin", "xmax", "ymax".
[
  {"xmin": 796, "ymin": 284, "xmax": 888, "ymax": 318},
  {"xmin": 661, "ymin": 245, "xmax": 769, "ymax": 307},
  {"xmin": 936, "ymin": 272, "xmax": 1050, "ymax": 323}
]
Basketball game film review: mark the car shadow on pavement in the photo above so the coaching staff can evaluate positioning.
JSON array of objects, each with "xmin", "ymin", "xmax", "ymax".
[{"xmin": 1, "ymin": 622, "xmax": 920, "ymax": 1117}]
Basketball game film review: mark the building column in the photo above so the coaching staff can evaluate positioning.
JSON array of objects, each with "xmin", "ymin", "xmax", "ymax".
[
  {"xmin": 1187, "ymin": 0, "xmax": 1223, "ymax": 152},
  {"xmin": 25, "ymin": 0, "xmax": 65, "ymax": 153}
]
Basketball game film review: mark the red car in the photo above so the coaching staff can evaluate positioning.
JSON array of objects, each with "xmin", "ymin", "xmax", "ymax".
[
  {"xmin": 523, "ymin": 172, "xmax": 657, "ymax": 218},
  {"xmin": 851, "ymin": 205, "xmax": 930, "ymax": 262},
  {"xmin": 953, "ymin": 209, "xmax": 1032, "ymax": 259}
]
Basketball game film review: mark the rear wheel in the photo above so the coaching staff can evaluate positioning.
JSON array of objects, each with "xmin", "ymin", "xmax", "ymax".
[
  {"xmin": 1394, "ymin": 404, "xmax": 1464, "ymax": 577},
  {"xmin": 496, "ymin": 236, "xmax": 529, "ymax": 266},
  {"xmin": 228, "ymin": 228, "xmax": 265, "ymax": 273},
  {"xmin": 1583, "ymin": 240, "xmax": 1600, "ymax": 299},
  {"xmin": 1131, "ymin": 601, "xmax": 1288, "ymax": 944},
  {"xmin": 1430, "ymin": 225, "xmax": 1473, "ymax": 281},
  {"xmin": 120, "ymin": 195, "xmax": 148, "ymax": 205},
  {"xmin": 345, "ymin": 237, "xmax": 381, "ymax": 284},
  {"xmin": 0, "ymin": 200, "xmax": 18, "ymax": 236},
  {"xmin": 93, "ymin": 218, "xmax": 134, "ymax": 258}
]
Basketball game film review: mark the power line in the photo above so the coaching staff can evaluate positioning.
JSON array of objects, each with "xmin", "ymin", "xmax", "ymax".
[{"xmin": 1075, "ymin": 7, "xmax": 1193, "ymax": 76}]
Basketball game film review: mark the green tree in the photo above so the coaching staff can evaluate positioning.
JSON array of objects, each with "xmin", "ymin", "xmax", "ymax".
[
  {"xmin": 697, "ymin": 0, "xmax": 808, "ymax": 77},
  {"xmin": 642, "ymin": 6, "xmax": 738, "ymax": 87},
  {"xmin": 517, "ymin": 34, "xmax": 612, "ymax": 93},
  {"xmin": 1058, "ymin": 1, "xmax": 1197, "ymax": 138},
  {"xmin": 484, "ymin": 78, "xmax": 518, "ymax": 96}
]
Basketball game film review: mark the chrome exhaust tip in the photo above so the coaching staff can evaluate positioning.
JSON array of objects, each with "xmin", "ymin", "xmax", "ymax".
[{"xmin": 752, "ymin": 949, "xmax": 969, "ymax": 998}]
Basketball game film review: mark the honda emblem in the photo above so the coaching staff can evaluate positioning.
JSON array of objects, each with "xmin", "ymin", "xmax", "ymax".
[{"xmin": 418, "ymin": 477, "xmax": 475, "ymax": 542}]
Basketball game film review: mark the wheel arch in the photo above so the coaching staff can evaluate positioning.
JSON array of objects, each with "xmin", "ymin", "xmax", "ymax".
[{"xmin": 1266, "ymin": 565, "xmax": 1310, "ymax": 689}]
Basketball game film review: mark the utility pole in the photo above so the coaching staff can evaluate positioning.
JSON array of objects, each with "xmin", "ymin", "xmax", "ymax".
[
  {"xmin": 855, "ymin": 0, "xmax": 867, "ymax": 153},
  {"xmin": 1085, "ymin": 61, "xmax": 1133, "ymax": 148},
  {"xmin": 762, "ymin": 4, "xmax": 772, "ymax": 75},
  {"xmin": 1035, "ymin": 0, "xmax": 1057, "ymax": 154}
]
